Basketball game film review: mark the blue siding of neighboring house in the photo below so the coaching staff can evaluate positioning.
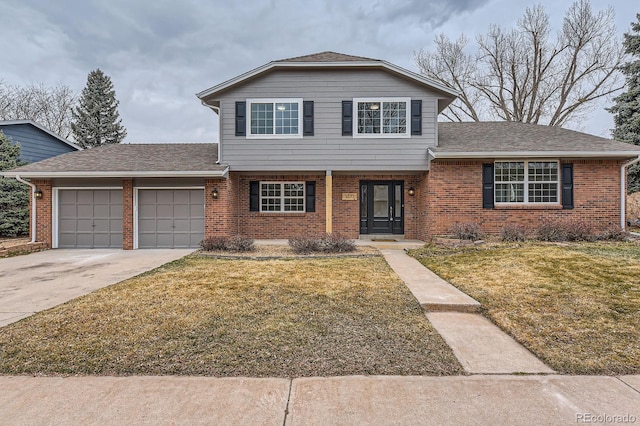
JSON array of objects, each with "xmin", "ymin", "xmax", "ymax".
[{"xmin": 0, "ymin": 124, "xmax": 77, "ymax": 163}]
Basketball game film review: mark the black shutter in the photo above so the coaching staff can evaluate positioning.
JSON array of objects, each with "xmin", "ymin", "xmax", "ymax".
[
  {"xmin": 342, "ymin": 100, "xmax": 353, "ymax": 136},
  {"xmin": 562, "ymin": 164, "xmax": 574, "ymax": 209},
  {"xmin": 306, "ymin": 181, "xmax": 316, "ymax": 212},
  {"xmin": 235, "ymin": 101, "xmax": 246, "ymax": 136},
  {"xmin": 411, "ymin": 99, "xmax": 422, "ymax": 135},
  {"xmin": 249, "ymin": 181, "xmax": 260, "ymax": 212},
  {"xmin": 303, "ymin": 101, "xmax": 314, "ymax": 136},
  {"xmin": 482, "ymin": 164, "xmax": 495, "ymax": 209}
]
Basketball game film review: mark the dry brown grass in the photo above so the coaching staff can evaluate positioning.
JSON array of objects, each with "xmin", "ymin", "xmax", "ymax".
[
  {"xmin": 410, "ymin": 242, "xmax": 640, "ymax": 375},
  {"xmin": 0, "ymin": 255, "xmax": 462, "ymax": 377}
]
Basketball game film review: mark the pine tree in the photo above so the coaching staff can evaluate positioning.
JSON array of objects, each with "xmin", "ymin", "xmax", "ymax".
[
  {"xmin": 609, "ymin": 13, "xmax": 640, "ymax": 193},
  {"xmin": 0, "ymin": 131, "xmax": 29, "ymax": 237},
  {"xmin": 71, "ymin": 69, "xmax": 127, "ymax": 148}
]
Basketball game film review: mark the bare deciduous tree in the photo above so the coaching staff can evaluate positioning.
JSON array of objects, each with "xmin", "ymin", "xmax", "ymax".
[
  {"xmin": 415, "ymin": 0, "xmax": 625, "ymax": 127},
  {"xmin": 0, "ymin": 81, "xmax": 76, "ymax": 139}
]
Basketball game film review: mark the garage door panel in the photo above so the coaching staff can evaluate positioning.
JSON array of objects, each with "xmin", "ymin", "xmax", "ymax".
[
  {"xmin": 137, "ymin": 189, "xmax": 204, "ymax": 249},
  {"xmin": 58, "ymin": 189, "xmax": 123, "ymax": 248}
]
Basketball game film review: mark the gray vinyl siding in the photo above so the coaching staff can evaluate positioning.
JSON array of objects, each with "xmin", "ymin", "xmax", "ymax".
[
  {"xmin": 215, "ymin": 69, "xmax": 441, "ymax": 171},
  {"xmin": 1, "ymin": 124, "xmax": 76, "ymax": 163}
]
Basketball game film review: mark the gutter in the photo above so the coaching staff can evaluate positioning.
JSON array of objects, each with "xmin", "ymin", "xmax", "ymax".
[
  {"xmin": 621, "ymin": 155, "xmax": 640, "ymax": 229},
  {"xmin": 14, "ymin": 175, "xmax": 37, "ymax": 243},
  {"xmin": 2, "ymin": 170, "xmax": 229, "ymax": 179},
  {"xmin": 428, "ymin": 149, "xmax": 640, "ymax": 159},
  {"xmin": 200, "ymin": 101, "xmax": 222, "ymax": 164}
]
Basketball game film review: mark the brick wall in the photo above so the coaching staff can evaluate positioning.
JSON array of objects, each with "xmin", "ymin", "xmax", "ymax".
[
  {"xmin": 31, "ymin": 179, "xmax": 52, "ymax": 247},
  {"xmin": 426, "ymin": 159, "xmax": 625, "ymax": 237},
  {"xmin": 122, "ymin": 179, "xmax": 134, "ymax": 249},
  {"xmin": 234, "ymin": 173, "xmax": 326, "ymax": 239},
  {"xmin": 205, "ymin": 176, "xmax": 238, "ymax": 238}
]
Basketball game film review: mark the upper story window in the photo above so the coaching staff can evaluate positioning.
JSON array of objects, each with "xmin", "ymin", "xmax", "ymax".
[
  {"xmin": 353, "ymin": 98, "xmax": 410, "ymax": 138},
  {"xmin": 495, "ymin": 161, "xmax": 559, "ymax": 204},
  {"xmin": 247, "ymin": 99, "xmax": 303, "ymax": 138}
]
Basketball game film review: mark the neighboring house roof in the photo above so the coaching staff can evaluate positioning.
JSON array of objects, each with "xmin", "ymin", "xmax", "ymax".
[
  {"xmin": 2, "ymin": 143, "xmax": 228, "ymax": 178},
  {"xmin": 0, "ymin": 120, "xmax": 81, "ymax": 151},
  {"xmin": 431, "ymin": 122, "xmax": 640, "ymax": 159},
  {"xmin": 196, "ymin": 51, "xmax": 459, "ymax": 111}
]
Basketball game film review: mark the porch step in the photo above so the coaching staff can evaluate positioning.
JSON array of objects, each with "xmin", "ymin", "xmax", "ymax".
[{"xmin": 381, "ymin": 250, "xmax": 481, "ymax": 313}]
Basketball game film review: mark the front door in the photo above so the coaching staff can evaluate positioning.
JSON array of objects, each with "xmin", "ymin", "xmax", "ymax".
[{"xmin": 360, "ymin": 181, "xmax": 404, "ymax": 234}]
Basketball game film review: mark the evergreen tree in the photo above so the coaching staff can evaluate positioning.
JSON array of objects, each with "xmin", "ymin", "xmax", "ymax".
[
  {"xmin": 0, "ymin": 131, "xmax": 29, "ymax": 237},
  {"xmin": 71, "ymin": 69, "xmax": 126, "ymax": 148},
  {"xmin": 609, "ymin": 13, "xmax": 640, "ymax": 193}
]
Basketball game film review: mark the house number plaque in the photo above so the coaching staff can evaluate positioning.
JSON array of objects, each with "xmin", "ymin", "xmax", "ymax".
[{"xmin": 342, "ymin": 193, "xmax": 358, "ymax": 201}]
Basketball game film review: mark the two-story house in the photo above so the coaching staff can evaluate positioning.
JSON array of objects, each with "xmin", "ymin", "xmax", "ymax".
[{"xmin": 4, "ymin": 52, "xmax": 640, "ymax": 249}]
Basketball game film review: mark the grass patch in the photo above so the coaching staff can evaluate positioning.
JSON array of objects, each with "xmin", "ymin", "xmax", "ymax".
[
  {"xmin": 410, "ymin": 241, "xmax": 640, "ymax": 375},
  {"xmin": 0, "ymin": 256, "xmax": 461, "ymax": 377}
]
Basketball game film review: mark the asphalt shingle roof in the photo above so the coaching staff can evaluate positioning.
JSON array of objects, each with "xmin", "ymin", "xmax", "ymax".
[
  {"xmin": 275, "ymin": 51, "xmax": 379, "ymax": 63},
  {"xmin": 5, "ymin": 143, "xmax": 225, "ymax": 176},
  {"xmin": 435, "ymin": 122, "xmax": 640, "ymax": 154}
]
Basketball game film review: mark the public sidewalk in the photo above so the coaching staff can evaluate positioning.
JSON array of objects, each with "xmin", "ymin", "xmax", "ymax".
[{"xmin": 1, "ymin": 375, "xmax": 638, "ymax": 425}]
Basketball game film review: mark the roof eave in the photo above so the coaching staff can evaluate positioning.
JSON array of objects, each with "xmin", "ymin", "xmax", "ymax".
[
  {"xmin": 197, "ymin": 61, "xmax": 460, "ymax": 100},
  {"xmin": 428, "ymin": 149, "xmax": 640, "ymax": 159},
  {"xmin": 2, "ymin": 167, "xmax": 229, "ymax": 179}
]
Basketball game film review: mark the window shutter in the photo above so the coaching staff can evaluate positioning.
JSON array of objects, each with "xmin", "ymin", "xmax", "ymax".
[
  {"xmin": 249, "ymin": 181, "xmax": 259, "ymax": 212},
  {"xmin": 411, "ymin": 99, "xmax": 422, "ymax": 135},
  {"xmin": 235, "ymin": 101, "xmax": 246, "ymax": 136},
  {"xmin": 562, "ymin": 164, "xmax": 574, "ymax": 209},
  {"xmin": 306, "ymin": 181, "xmax": 316, "ymax": 212},
  {"xmin": 303, "ymin": 101, "xmax": 314, "ymax": 136},
  {"xmin": 482, "ymin": 164, "xmax": 495, "ymax": 209},
  {"xmin": 342, "ymin": 100, "xmax": 353, "ymax": 136}
]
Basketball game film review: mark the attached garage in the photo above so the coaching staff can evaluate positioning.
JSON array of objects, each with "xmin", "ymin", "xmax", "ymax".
[
  {"xmin": 137, "ymin": 189, "xmax": 205, "ymax": 248},
  {"xmin": 57, "ymin": 189, "xmax": 123, "ymax": 248}
]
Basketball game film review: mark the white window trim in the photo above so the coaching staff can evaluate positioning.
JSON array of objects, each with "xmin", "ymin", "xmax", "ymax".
[
  {"xmin": 353, "ymin": 97, "xmax": 411, "ymax": 138},
  {"xmin": 246, "ymin": 98, "xmax": 303, "ymax": 139},
  {"xmin": 259, "ymin": 181, "xmax": 305, "ymax": 213},
  {"xmin": 494, "ymin": 160, "xmax": 561, "ymax": 205}
]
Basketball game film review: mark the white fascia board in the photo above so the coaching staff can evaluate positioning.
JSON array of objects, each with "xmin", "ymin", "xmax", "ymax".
[
  {"xmin": 428, "ymin": 149, "xmax": 640, "ymax": 159},
  {"xmin": 2, "ymin": 168, "xmax": 229, "ymax": 179},
  {"xmin": 197, "ymin": 61, "xmax": 460, "ymax": 100}
]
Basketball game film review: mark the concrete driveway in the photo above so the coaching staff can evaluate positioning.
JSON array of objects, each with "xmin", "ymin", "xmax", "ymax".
[{"xmin": 0, "ymin": 249, "xmax": 194, "ymax": 327}]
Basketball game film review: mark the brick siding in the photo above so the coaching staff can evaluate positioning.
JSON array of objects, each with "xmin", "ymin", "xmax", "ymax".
[
  {"xmin": 426, "ymin": 159, "xmax": 625, "ymax": 237},
  {"xmin": 122, "ymin": 179, "xmax": 134, "ymax": 249},
  {"xmin": 31, "ymin": 179, "xmax": 52, "ymax": 247}
]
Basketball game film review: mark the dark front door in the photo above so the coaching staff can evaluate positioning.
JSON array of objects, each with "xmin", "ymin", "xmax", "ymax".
[{"xmin": 360, "ymin": 181, "xmax": 404, "ymax": 235}]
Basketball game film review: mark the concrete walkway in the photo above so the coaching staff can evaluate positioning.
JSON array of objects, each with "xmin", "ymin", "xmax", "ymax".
[
  {"xmin": 1, "ymin": 375, "xmax": 638, "ymax": 425},
  {"xmin": 381, "ymin": 249, "xmax": 554, "ymax": 374}
]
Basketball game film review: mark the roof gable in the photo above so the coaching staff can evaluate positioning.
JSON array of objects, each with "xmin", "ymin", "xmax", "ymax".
[
  {"xmin": 196, "ymin": 51, "xmax": 459, "ymax": 107},
  {"xmin": 0, "ymin": 120, "xmax": 80, "ymax": 151}
]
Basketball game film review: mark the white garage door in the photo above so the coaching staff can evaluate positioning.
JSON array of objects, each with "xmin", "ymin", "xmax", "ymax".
[
  {"xmin": 138, "ymin": 189, "xmax": 205, "ymax": 248},
  {"xmin": 58, "ymin": 189, "xmax": 123, "ymax": 248}
]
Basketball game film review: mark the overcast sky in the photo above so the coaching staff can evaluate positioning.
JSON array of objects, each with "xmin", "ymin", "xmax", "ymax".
[{"xmin": 1, "ymin": 0, "xmax": 637, "ymax": 142}]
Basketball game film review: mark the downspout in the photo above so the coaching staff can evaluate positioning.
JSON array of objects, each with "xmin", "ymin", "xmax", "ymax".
[
  {"xmin": 15, "ymin": 175, "xmax": 37, "ymax": 243},
  {"xmin": 200, "ymin": 101, "xmax": 221, "ymax": 164},
  {"xmin": 621, "ymin": 155, "xmax": 640, "ymax": 229}
]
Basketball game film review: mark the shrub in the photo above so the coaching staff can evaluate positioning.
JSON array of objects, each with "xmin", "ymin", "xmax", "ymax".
[
  {"xmin": 200, "ymin": 235, "xmax": 255, "ymax": 252},
  {"xmin": 535, "ymin": 218, "xmax": 595, "ymax": 242},
  {"xmin": 450, "ymin": 222, "xmax": 482, "ymax": 241},
  {"xmin": 597, "ymin": 225, "xmax": 630, "ymax": 241},
  {"xmin": 289, "ymin": 233, "xmax": 356, "ymax": 254},
  {"xmin": 500, "ymin": 224, "xmax": 528, "ymax": 242}
]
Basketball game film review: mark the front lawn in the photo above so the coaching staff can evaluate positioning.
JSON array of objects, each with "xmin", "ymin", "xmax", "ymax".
[
  {"xmin": 0, "ymin": 255, "xmax": 462, "ymax": 377},
  {"xmin": 410, "ymin": 242, "xmax": 640, "ymax": 375}
]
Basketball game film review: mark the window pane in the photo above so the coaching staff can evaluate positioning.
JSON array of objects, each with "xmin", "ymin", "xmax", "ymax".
[
  {"xmin": 373, "ymin": 185, "xmax": 388, "ymax": 217},
  {"xmin": 382, "ymin": 102, "xmax": 406, "ymax": 134},
  {"xmin": 275, "ymin": 102, "xmax": 299, "ymax": 135},
  {"xmin": 251, "ymin": 103, "xmax": 273, "ymax": 134},
  {"xmin": 528, "ymin": 162, "xmax": 558, "ymax": 182},
  {"xmin": 357, "ymin": 102, "xmax": 381, "ymax": 134},
  {"xmin": 495, "ymin": 183, "xmax": 524, "ymax": 203}
]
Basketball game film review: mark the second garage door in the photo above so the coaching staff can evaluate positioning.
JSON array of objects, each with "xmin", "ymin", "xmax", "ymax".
[{"xmin": 138, "ymin": 189, "xmax": 205, "ymax": 248}]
